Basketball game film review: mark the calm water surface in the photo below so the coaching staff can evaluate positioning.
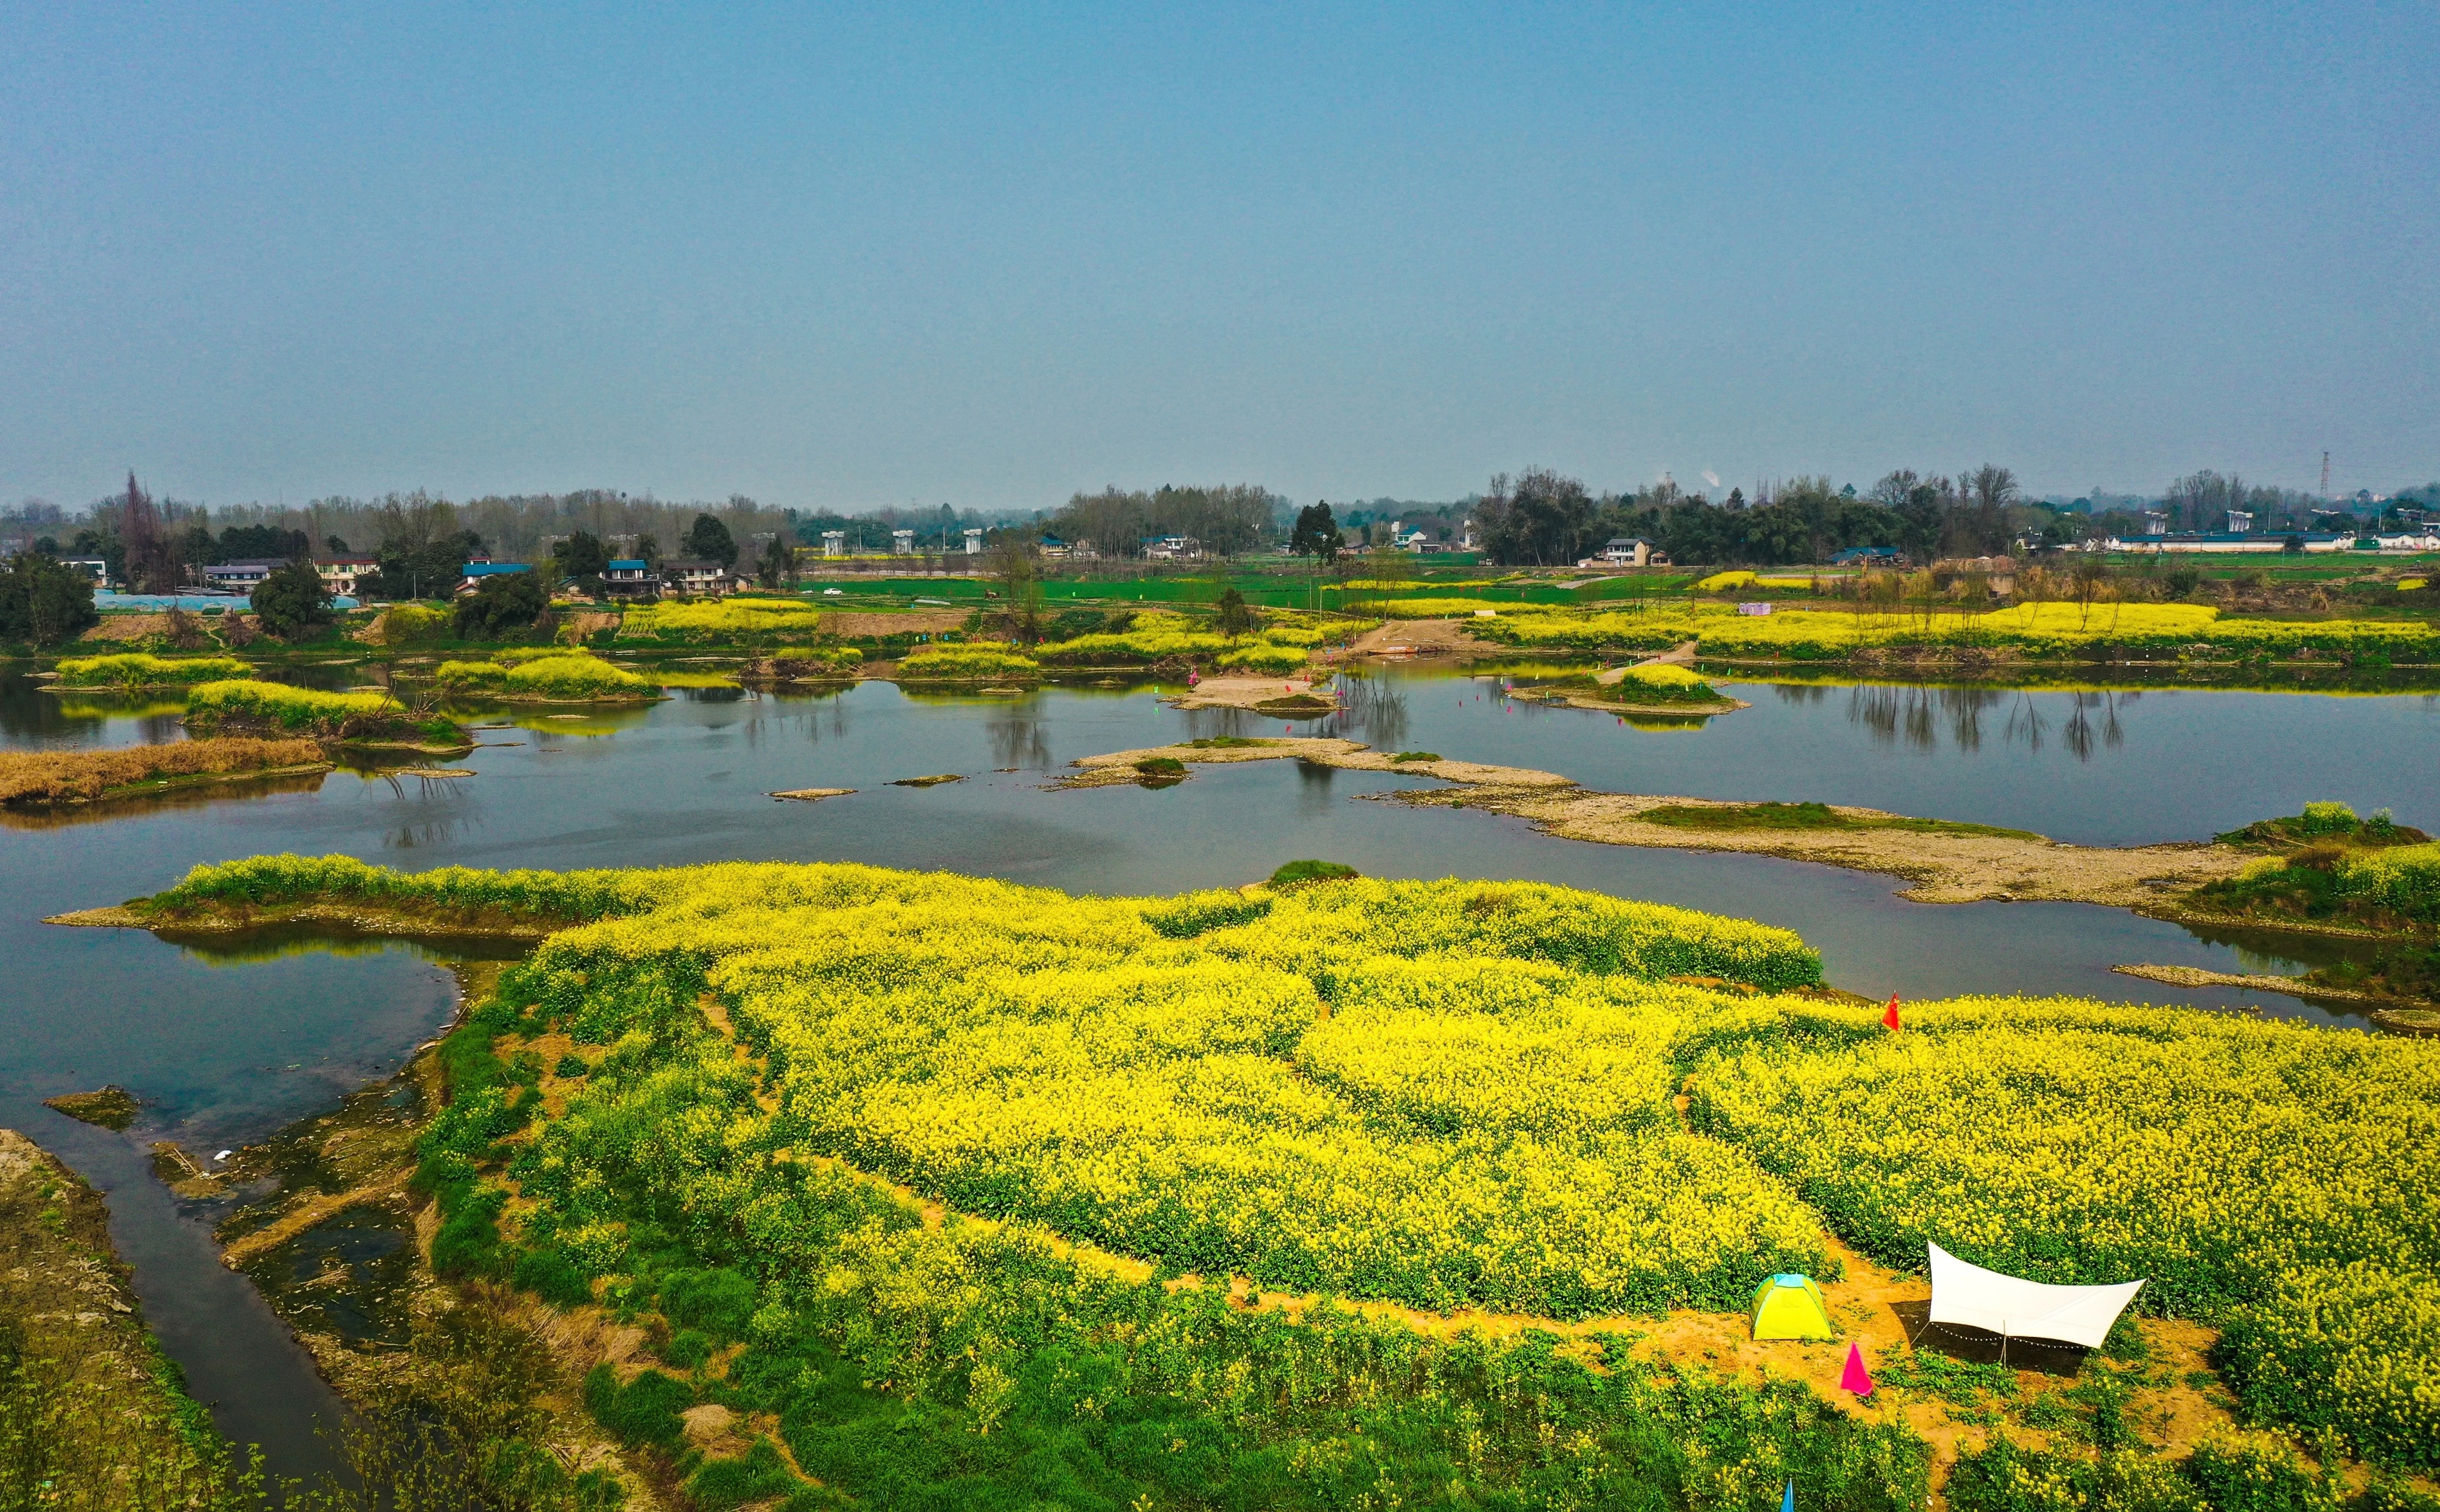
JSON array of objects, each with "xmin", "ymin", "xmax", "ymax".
[{"xmin": 0, "ymin": 662, "xmax": 2426, "ymax": 1478}]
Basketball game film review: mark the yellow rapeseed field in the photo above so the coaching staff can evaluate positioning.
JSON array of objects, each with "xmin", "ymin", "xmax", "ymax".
[{"xmin": 143, "ymin": 854, "xmax": 2440, "ymax": 1469}]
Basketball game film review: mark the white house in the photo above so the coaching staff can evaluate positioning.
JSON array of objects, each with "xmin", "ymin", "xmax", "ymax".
[
  {"xmin": 1600, "ymin": 537, "xmax": 1667, "ymax": 566},
  {"xmin": 964, "ymin": 528, "xmax": 984, "ymax": 554},
  {"xmin": 1143, "ymin": 536, "xmax": 1200, "ymax": 560},
  {"xmin": 602, "ymin": 559, "xmax": 656, "ymax": 599},
  {"xmin": 660, "ymin": 559, "xmax": 742, "ymax": 596},
  {"xmin": 892, "ymin": 529, "xmax": 916, "ymax": 555},
  {"xmin": 314, "ymin": 557, "xmax": 378, "ymax": 596},
  {"xmin": 200, "ymin": 559, "xmax": 282, "ymax": 592}
]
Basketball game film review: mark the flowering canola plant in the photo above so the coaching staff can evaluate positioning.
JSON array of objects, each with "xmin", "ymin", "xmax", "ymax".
[
  {"xmin": 617, "ymin": 597, "xmax": 828, "ymax": 643},
  {"xmin": 1685, "ymin": 993, "xmax": 2440, "ymax": 1465},
  {"xmin": 139, "ymin": 853, "xmax": 2440, "ymax": 1473}
]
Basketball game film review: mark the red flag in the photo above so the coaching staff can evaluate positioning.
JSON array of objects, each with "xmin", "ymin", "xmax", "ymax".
[
  {"xmin": 1841, "ymin": 1341, "xmax": 1873, "ymax": 1397},
  {"xmin": 1882, "ymin": 995, "xmax": 1901, "ymax": 1032}
]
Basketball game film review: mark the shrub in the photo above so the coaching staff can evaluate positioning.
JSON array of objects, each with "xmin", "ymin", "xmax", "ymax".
[
  {"xmin": 895, "ymin": 644, "xmax": 1038, "ymax": 678},
  {"xmin": 1618, "ymin": 663, "xmax": 1719, "ymax": 701},
  {"xmin": 453, "ymin": 568, "xmax": 548, "ymax": 637},
  {"xmin": 0, "ymin": 737, "xmax": 323, "ymax": 805},
  {"xmin": 1268, "ymin": 858, "xmax": 1361, "ymax": 887},
  {"xmin": 1212, "ymin": 642, "xmax": 1308, "ymax": 674},
  {"xmin": 183, "ymin": 679, "xmax": 406, "ymax": 736},
  {"xmin": 249, "ymin": 560, "xmax": 335, "ymax": 639},
  {"xmin": 51, "ymin": 653, "xmax": 251, "ymax": 689}
]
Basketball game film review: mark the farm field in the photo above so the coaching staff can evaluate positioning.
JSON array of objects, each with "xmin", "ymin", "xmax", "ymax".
[{"xmin": 102, "ymin": 854, "xmax": 2440, "ymax": 1510}]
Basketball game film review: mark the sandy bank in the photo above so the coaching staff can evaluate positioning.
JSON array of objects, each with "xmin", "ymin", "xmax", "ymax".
[
  {"xmin": 1055, "ymin": 736, "xmax": 2252, "ymax": 906},
  {"xmin": 1160, "ymin": 674, "xmax": 1336, "ymax": 711},
  {"xmin": 1058, "ymin": 736, "xmax": 1571, "ymax": 791},
  {"xmin": 1419, "ymin": 787, "xmax": 2251, "ymax": 905}
]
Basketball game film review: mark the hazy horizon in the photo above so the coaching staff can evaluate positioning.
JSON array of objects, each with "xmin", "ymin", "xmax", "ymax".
[{"xmin": 5, "ymin": 4, "xmax": 2432, "ymax": 512}]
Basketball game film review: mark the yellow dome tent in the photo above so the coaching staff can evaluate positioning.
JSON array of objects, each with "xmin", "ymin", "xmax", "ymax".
[{"xmin": 1751, "ymin": 1273, "xmax": 1834, "ymax": 1340}]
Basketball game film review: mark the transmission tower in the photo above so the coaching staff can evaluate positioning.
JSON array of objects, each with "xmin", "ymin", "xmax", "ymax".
[{"xmin": 2321, "ymin": 451, "xmax": 2331, "ymax": 498}]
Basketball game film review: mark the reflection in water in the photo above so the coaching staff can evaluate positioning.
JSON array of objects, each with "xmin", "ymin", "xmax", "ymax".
[
  {"xmin": 986, "ymin": 697, "xmax": 1054, "ymax": 770},
  {"xmin": 373, "ymin": 772, "xmax": 476, "ymax": 851},
  {"xmin": 2062, "ymin": 693, "xmax": 2128, "ymax": 761},
  {"xmin": 1334, "ymin": 674, "xmax": 1409, "ymax": 751},
  {"xmin": 0, "ymin": 773, "xmax": 329, "ymax": 831},
  {"xmin": 1295, "ymin": 757, "xmax": 1337, "ymax": 817}
]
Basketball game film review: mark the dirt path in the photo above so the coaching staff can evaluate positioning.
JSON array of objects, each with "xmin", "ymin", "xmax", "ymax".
[{"xmin": 1345, "ymin": 616, "xmax": 1493, "ymax": 658}]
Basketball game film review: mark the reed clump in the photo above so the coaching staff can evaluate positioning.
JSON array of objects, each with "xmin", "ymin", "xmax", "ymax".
[{"xmin": 0, "ymin": 738, "xmax": 325, "ymax": 806}]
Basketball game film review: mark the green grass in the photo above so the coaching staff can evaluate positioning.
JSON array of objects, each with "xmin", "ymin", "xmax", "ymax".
[
  {"xmin": 1184, "ymin": 736, "xmax": 1276, "ymax": 749},
  {"xmin": 1389, "ymin": 751, "xmax": 1442, "ymax": 763},
  {"xmin": 1133, "ymin": 756, "xmax": 1186, "ymax": 776},
  {"xmin": 1635, "ymin": 801, "xmax": 2038, "ymax": 840},
  {"xmin": 2194, "ymin": 804, "xmax": 2440, "ymax": 933}
]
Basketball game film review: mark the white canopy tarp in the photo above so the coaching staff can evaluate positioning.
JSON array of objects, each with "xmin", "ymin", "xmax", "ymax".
[{"xmin": 1926, "ymin": 1242, "xmax": 2144, "ymax": 1351}]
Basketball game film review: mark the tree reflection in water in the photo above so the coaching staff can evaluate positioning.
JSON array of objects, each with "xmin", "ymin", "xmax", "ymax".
[
  {"xmin": 985, "ymin": 696, "xmax": 1053, "ymax": 770},
  {"xmin": 1843, "ymin": 684, "xmax": 2139, "ymax": 763},
  {"xmin": 1332, "ymin": 672, "xmax": 1408, "ymax": 752}
]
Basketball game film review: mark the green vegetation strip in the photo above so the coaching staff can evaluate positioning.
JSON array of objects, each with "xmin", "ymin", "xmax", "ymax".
[{"xmin": 1636, "ymin": 800, "xmax": 2039, "ymax": 840}]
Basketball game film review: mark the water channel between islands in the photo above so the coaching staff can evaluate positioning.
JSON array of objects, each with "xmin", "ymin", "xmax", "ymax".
[{"xmin": 2, "ymin": 662, "xmax": 2436, "ymax": 1481}]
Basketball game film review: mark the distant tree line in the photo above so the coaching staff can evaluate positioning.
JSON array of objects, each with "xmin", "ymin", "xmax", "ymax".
[{"xmin": 1041, "ymin": 484, "xmax": 1283, "ymax": 559}]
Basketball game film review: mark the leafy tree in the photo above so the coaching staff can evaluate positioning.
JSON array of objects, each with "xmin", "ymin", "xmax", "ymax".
[
  {"xmin": 1289, "ymin": 503, "xmax": 1345, "ymax": 564},
  {"xmin": 250, "ymin": 559, "xmax": 335, "ymax": 639},
  {"xmin": 1478, "ymin": 468, "xmax": 1594, "ymax": 566},
  {"xmin": 119, "ymin": 473, "xmax": 182, "ymax": 593},
  {"xmin": 325, "ymin": 534, "xmax": 351, "ymax": 554},
  {"xmin": 365, "ymin": 529, "xmax": 483, "ymax": 601},
  {"xmin": 683, "ymin": 513, "xmax": 738, "ymax": 567},
  {"xmin": 0, "ymin": 551, "xmax": 101, "ymax": 644},
  {"xmin": 1216, "ymin": 587, "xmax": 1256, "ymax": 636},
  {"xmin": 453, "ymin": 568, "xmax": 547, "ymax": 638},
  {"xmin": 756, "ymin": 534, "xmax": 795, "ymax": 590},
  {"xmin": 552, "ymin": 531, "xmax": 610, "ymax": 595}
]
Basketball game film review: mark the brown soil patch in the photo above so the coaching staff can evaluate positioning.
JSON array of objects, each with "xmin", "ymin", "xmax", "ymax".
[
  {"xmin": 1346, "ymin": 617, "xmax": 1494, "ymax": 658},
  {"xmin": 821, "ymin": 609, "xmax": 969, "ymax": 637}
]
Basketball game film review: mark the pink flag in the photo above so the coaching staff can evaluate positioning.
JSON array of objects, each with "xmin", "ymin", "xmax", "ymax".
[{"xmin": 1841, "ymin": 1341, "xmax": 1873, "ymax": 1397}]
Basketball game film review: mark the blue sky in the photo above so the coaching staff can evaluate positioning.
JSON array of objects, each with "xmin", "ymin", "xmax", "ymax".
[{"xmin": 2, "ymin": 2, "xmax": 2432, "ymax": 510}]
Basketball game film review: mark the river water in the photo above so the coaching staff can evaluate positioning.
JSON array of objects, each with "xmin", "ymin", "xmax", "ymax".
[{"xmin": 2, "ymin": 661, "xmax": 2432, "ymax": 1480}]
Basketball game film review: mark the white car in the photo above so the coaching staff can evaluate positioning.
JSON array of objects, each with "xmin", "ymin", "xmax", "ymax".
[{"xmin": 822, "ymin": 587, "xmax": 844, "ymax": 596}]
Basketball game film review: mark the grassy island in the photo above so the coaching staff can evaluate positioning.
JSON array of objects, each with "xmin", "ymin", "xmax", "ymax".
[
  {"xmin": 184, "ymin": 681, "xmax": 462, "ymax": 748},
  {"xmin": 70, "ymin": 854, "xmax": 2440, "ymax": 1508},
  {"xmin": 433, "ymin": 651, "xmax": 657, "ymax": 701},
  {"xmin": 893, "ymin": 643, "xmax": 1041, "ymax": 679},
  {"xmin": 0, "ymin": 736, "xmax": 327, "ymax": 806},
  {"xmin": 1470, "ymin": 602, "xmax": 2440, "ymax": 666},
  {"xmin": 49, "ymin": 652, "xmax": 255, "ymax": 690}
]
